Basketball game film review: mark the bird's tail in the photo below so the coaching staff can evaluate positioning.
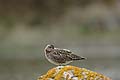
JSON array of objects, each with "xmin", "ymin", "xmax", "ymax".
[{"xmin": 71, "ymin": 54, "xmax": 86, "ymax": 60}]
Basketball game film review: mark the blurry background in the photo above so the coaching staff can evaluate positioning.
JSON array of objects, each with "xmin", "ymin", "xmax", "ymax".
[{"xmin": 0, "ymin": 0, "xmax": 120, "ymax": 80}]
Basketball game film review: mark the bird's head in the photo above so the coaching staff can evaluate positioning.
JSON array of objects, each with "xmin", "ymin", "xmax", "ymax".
[{"xmin": 44, "ymin": 44, "xmax": 54, "ymax": 52}]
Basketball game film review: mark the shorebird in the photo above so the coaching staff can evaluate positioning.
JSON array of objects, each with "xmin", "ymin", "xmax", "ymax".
[{"xmin": 44, "ymin": 44, "xmax": 86, "ymax": 65}]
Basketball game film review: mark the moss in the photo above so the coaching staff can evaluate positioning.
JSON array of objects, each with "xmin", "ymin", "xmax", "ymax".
[{"xmin": 38, "ymin": 65, "xmax": 111, "ymax": 80}]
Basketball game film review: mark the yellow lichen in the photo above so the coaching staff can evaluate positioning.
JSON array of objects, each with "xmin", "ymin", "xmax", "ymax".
[
  {"xmin": 39, "ymin": 68, "xmax": 56, "ymax": 80},
  {"xmin": 38, "ymin": 65, "xmax": 111, "ymax": 80}
]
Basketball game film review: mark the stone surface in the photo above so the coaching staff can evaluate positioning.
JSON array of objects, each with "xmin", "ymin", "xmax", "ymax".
[{"xmin": 38, "ymin": 65, "xmax": 111, "ymax": 80}]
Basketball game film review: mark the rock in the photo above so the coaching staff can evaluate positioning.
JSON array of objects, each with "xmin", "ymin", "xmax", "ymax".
[{"xmin": 38, "ymin": 65, "xmax": 111, "ymax": 80}]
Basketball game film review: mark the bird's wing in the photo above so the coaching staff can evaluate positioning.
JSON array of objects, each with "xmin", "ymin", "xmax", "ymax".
[
  {"xmin": 55, "ymin": 48, "xmax": 86, "ymax": 60},
  {"xmin": 50, "ymin": 48, "xmax": 72, "ymax": 62},
  {"xmin": 55, "ymin": 48, "xmax": 77, "ymax": 61}
]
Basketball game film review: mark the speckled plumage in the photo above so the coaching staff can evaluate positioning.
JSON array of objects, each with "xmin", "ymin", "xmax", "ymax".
[{"xmin": 44, "ymin": 44, "xmax": 86, "ymax": 65}]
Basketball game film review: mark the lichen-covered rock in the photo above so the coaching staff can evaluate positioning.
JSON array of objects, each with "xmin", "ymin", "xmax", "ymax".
[{"xmin": 38, "ymin": 65, "xmax": 111, "ymax": 80}]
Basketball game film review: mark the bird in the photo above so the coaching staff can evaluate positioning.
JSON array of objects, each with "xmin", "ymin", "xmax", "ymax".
[{"xmin": 44, "ymin": 44, "xmax": 86, "ymax": 66}]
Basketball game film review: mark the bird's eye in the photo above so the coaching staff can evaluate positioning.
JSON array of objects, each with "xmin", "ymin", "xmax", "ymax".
[{"xmin": 49, "ymin": 46, "xmax": 51, "ymax": 48}]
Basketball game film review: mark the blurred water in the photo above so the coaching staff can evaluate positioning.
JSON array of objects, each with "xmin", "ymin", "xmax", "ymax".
[
  {"xmin": 0, "ymin": 59, "xmax": 119, "ymax": 80},
  {"xmin": 0, "ymin": 1, "xmax": 120, "ymax": 80}
]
